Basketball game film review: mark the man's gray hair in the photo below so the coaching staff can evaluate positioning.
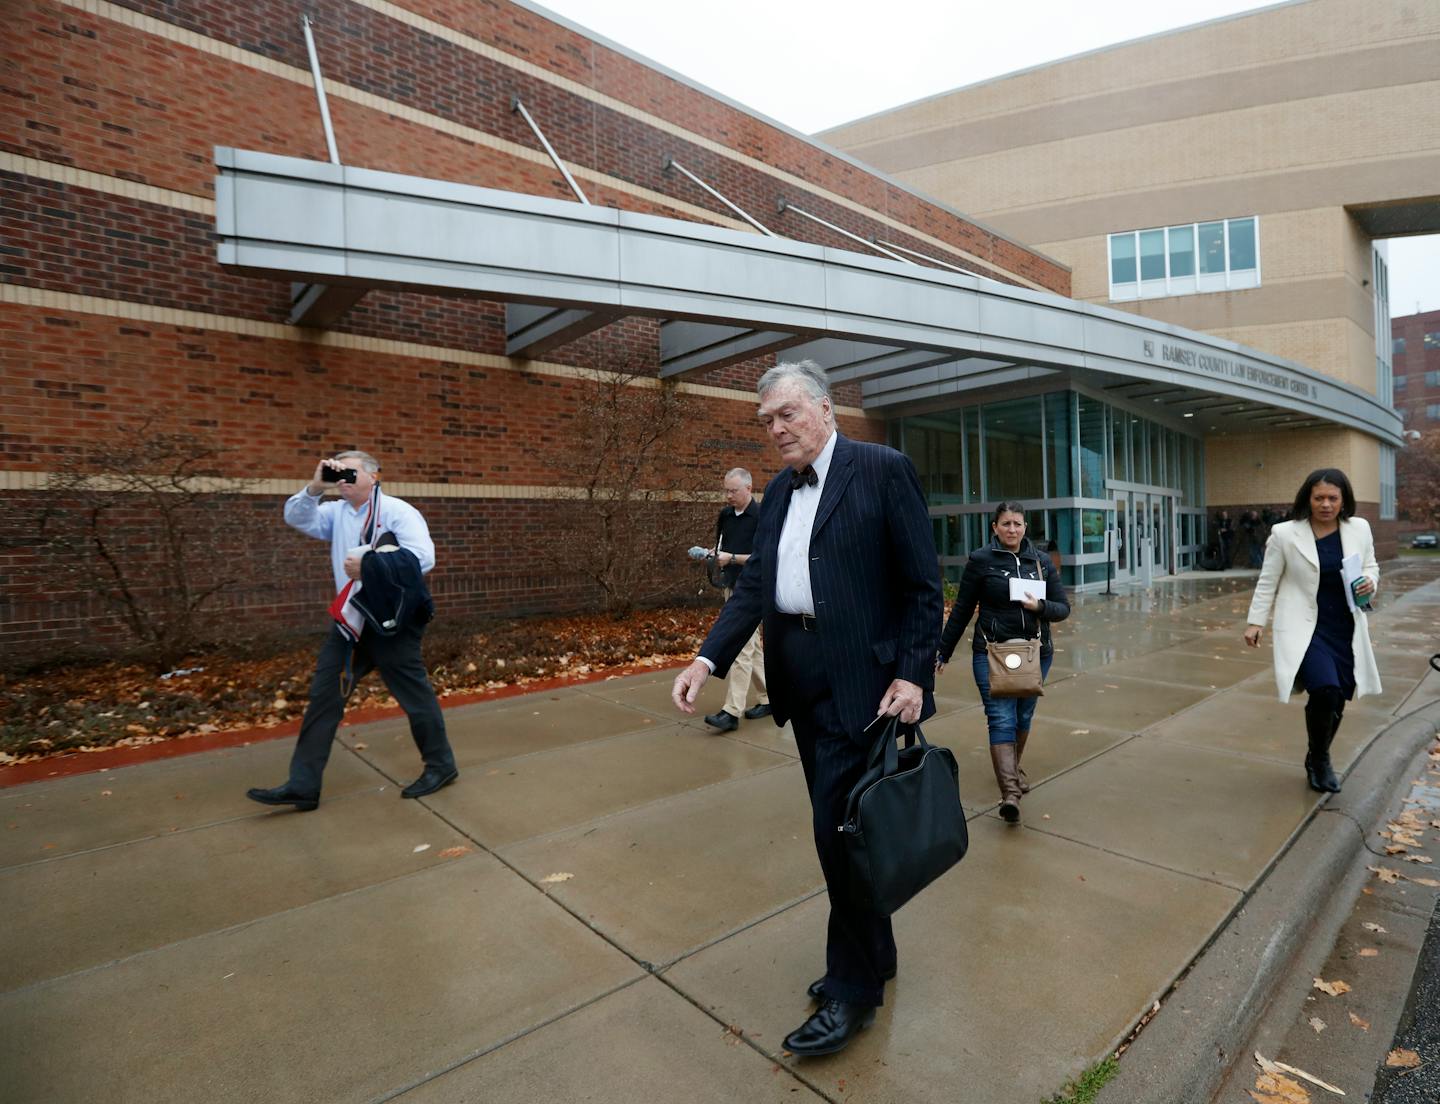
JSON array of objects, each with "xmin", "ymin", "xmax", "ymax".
[
  {"xmin": 725, "ymin": 467, "xmax": 752, "ymax": 486},
  {"xmin": 757, "ymin": 360, "xmax": 832, "ymax": 406},
  {"xmin": 336, "ymin": 449, "xmax": 381, "ymax": 473}
]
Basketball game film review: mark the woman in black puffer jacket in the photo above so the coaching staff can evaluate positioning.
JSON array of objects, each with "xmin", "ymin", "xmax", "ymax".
[{"xmin": 936, "ymin": 501, "xmax": 1070, "ymax": 824}]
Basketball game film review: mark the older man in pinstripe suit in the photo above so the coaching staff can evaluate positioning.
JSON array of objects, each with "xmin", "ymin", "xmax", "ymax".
[{"xmin": 672, "ymin": 360, "xmax": 943, "ymax": 1057}]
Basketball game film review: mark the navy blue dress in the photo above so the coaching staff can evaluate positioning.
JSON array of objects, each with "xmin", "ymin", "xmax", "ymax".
[{"xmin": 1296, "ymin": 529, "xmax": 1355, "ymax": 699}]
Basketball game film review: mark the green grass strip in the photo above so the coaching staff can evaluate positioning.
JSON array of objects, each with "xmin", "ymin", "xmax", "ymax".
[{"xmin": 1045, "ymin": 1056, "xmax": 1119, "ymax": 1104}]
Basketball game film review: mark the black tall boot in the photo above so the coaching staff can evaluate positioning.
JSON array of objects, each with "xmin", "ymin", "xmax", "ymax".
[{"xmin": 1304, "ymin": 688, "xmax": 1342, "ymax": 794}]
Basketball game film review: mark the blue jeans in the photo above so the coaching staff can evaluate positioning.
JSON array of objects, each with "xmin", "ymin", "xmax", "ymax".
[{"xmin": 972, "ymin": 650, "xmax": 1052, "ymax": 746}]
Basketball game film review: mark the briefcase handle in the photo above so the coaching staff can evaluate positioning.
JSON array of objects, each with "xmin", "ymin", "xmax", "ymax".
[{"xmin": 864, "ymin": 714, "xmax": 929, "ymax": 777}]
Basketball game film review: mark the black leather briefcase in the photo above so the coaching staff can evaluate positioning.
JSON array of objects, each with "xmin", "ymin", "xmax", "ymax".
[{"xmin": 839, "ymin": 716, "xmax": 968, "ymax": 918}]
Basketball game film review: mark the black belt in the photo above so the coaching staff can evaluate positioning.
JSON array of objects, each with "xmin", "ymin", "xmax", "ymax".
[{"xmin": 774, "ymin": 611, "xmax": 818, "ymax": 632}]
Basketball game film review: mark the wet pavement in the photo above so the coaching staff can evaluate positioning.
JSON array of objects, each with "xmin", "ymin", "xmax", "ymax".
[{"xmin": 4, "ymin": 562, "xmax": 1439, "ymax": 1103}]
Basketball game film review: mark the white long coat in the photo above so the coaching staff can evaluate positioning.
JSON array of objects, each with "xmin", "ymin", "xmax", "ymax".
[{"xmin": 1245, "ymin": 517, "xmax": 1381, "ymax": 704}]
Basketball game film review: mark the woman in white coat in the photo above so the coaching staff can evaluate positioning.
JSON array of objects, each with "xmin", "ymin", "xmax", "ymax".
[{"xmin": 1244, "ymin": 469, "xmax": 1380, "ymax": 793}]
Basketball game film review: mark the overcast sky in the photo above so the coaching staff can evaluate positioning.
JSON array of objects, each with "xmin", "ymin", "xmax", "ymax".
[{"xmin": 532, "ymin": 0, "xmax": 1438, "ymax": 315}]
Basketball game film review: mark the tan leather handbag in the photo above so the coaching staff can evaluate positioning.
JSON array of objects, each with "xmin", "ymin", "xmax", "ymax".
[{"xmin": 985, "ymin": 636, "xmax": 1043, "ymax": 698}]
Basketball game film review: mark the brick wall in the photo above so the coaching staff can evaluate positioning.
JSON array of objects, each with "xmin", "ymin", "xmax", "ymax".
[{"xmin": 0, "ymin": 0, "xmax": 1065, "ymax": 658}]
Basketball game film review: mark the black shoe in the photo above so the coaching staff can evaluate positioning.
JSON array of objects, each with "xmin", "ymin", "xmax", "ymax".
[
  {"xmin": 246, "ymin": 783, "xmax": 319, "ymax": 812},
  {"xmin": 743, "ymin": 703, "xmax": 773, "ymax": 720},
  {"xmin": 807, "ymin": 967, "xmax": 895, "ymax": 1001},
  {"xmin": 401, "ymin": 765, "xmax": 458, "ymax": 799},
  {"xmin": 783, "ymin": 999, "xmax": 877, "ymax": 1056},
  {"xmin": 703, "ymin": 710, "xmax": 739, "ymax": 732}
]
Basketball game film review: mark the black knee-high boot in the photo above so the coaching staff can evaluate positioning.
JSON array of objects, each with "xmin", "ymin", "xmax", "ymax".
[{"xmin": 1304, "ymin": 687, "xmax": 1342, "ymax": 793}]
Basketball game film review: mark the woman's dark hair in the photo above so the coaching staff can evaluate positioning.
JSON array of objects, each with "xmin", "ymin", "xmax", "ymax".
[
  {"xmin": 1291, "ymin": 468, "xmax": 1356, "ymax": 520},
  {"xmin": 991, "ymin": 501, "xmax": 1027, "ymax": 525}
]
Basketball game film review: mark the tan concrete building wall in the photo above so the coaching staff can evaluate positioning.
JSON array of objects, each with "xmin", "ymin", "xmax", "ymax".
[
  {"xmin": 1206, "ymin": 427, "xmax": 1379, "ymax": 508},
  {"xmin": 823, "ymin": 0, "xmax": 1437, "ymax": 515}
]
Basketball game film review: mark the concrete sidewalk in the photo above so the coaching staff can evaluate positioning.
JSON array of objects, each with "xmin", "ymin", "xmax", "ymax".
[{"xmin": 3, "ymin": 565, "xmax": 1439, "ymax": 1104}]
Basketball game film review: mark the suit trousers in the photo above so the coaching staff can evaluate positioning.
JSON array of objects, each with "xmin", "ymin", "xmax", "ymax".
[
  {"xmin": 772, "ymin": 616, "xmax": 894, "ymax": 1008},
  {"xmin": 288, "ymin": 624, "xmax": 455, "ymax": 794},
  {"xmin": 721, "ymin": 588, "xmax": 767, "ymax": 718}
]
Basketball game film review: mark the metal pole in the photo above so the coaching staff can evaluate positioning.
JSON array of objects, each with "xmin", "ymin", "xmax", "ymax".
[
  {"xmin": 301, "ymin": 16, "xmax": 340, "ymax": 165},
  {"xmin": 512, "ymin": 97, "xmax": 589, "ymax": 205},
  {"xmin": 875, "ymin": 238, "xmax": 986, "ymax": 278},
  {"xmin": 776, "ymin": 199, "xmax": 913, "ymax": 264},
  {"xmin": 663, "ymin": 157, "xmax": 775, "ymax": 236}
]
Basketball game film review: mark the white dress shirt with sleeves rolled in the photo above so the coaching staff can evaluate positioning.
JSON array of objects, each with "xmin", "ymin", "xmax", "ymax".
[{"xmin": 284, "ymin": 488, "xmax": 436, "ymax": 592}]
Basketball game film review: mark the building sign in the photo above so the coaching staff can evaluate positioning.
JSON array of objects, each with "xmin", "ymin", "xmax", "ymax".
[{"xmin": 1142, "ymin": 339, "xmax": 1315, "ymax": 399}]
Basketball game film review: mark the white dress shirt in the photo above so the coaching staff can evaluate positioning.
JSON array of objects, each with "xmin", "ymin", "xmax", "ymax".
[
  {"xmin": 284, "ymin": 487, "xmax": 436, "ymax": 592},
  {"xmin": 696, "ymin": 431, "xmax": 837, "ymax": 674},
  {"xmin": 773, "ymin": 430, "xmax": 837, "ymax": 615}
]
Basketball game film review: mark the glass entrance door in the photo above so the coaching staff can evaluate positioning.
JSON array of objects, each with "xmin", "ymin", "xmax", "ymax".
[{"xmin": 1114, "ymin": 495, "xmax": 1131, "ymax": 582}]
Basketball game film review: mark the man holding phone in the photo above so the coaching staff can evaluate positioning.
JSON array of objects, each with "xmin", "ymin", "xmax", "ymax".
[{"xmin": 246, "ymin": 451, "xmax": 457, "ymax": 811}]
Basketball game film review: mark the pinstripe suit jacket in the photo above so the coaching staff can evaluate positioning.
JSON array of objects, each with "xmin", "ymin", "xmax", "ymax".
[{"xmin": 699, "ymin": 435, "xmax": 944, "ymax": 743}]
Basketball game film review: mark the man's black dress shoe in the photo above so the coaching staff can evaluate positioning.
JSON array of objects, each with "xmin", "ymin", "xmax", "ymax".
[
  {"xmin": 703, "ymin": 710, "xmax": 739, "ymax": 732},
  {"xmin": 401, "ymin": 765, "xmax": 459, "ymax": 799},
  {"xmin": 782, "ymin": 999, "xmax": 877, "ymax": 1056},
  {"xmin": 245, "ymin": 783, "xmax": 319, "ymax": 812},
  {"xmin": 807, "ymin": 967, "xmax": 896, "ymax": 1001},
  {"xmin": 743, "ymin": 703, "xmax": 773, "ymax": 720}
]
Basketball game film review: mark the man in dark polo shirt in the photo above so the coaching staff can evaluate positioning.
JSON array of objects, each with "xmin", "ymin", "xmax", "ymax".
[{"xmin": 704, "ymin": 467, "xmax": 769, "ymax": 732}]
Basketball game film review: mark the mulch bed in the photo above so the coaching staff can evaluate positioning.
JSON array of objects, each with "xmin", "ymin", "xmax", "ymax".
[{"xmin": 1, "ymin": 605, "xmax": 719, "ymax": 764}]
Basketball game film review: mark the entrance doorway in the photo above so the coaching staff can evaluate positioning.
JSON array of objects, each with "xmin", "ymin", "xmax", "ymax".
[{"xmin": 1112, "ymin": 489, "xmax": 1177, "ymax": 582}]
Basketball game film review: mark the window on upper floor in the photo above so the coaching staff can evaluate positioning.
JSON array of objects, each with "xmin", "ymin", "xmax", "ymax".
[
  {"xmin": 1429, "ymin": 404, "xmax": 1440, "ymax": 421},
  {"xmin": 1109, "ymin": 217, "xmax": 1259, "ymax": 301},
  {"xmin": 1393, "ymin": 337, "xmax": 1407, "ymax": 356},
  {"xmin": 1394, "ymin": 375, "xmax": 1408, "ymax": 390},
  {"xmin": 1426, "ymin": 370, "xmax": 1440, "ymax": 387},
  {"xmin": 1425, "ymin": 332, "xmax": 1440, "ymax": 350}
]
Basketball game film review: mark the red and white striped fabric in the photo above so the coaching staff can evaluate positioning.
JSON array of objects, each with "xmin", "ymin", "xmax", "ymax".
[{"xmin": 327, "ymin": 485, "xmax": 383, "ymax": 642}]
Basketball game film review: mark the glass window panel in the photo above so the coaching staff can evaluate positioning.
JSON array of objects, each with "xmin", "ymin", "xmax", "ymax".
[
  {"xmin": 982, "ymin": 397, "xmax": 1044, "ymax": 500},
  {"xmin": 1168, "ymin": 226, "xmax": 1195, "ymax": 277},
  {"xmin": 1425, "ymin": 332, "xmax": 1440, "ymax": 350},
  {"xmin": 1081, "ymin": 510, "xmax": 1108, "ymax": 559},
  {"xmin": 1139, "ymin": 229, "xmax": 1166, "ymax": 280},
  {"xmin": 1393, "ymin": 337, "xmax": 1406, "ymax": 356},
  {"xmin": 1395, "ymin": 374, "xmax": 1407, "ymax": 391},
  {"xmin": 1427, "ymin": 371, "xmax": 1440, "ymax": 387},
  {"xmin": 1044, "ymin": 391, "xmax": 1074, "ymax": 496},
  {"xmin": 964, "ymin": 407, "xmax": 982, "ymax": 503},
  {"xmin": 1150, "ymin": 421, "xmax": 1165, "ymax": 486},
  {"xmin": 1078, "ymin": 394, "xmax": 1107, "ymax": 497},
  {"xmin": 1110, "ymin": 233, "xmax": 1136, "ymax": 284},
  {"xmin": 1227, "ymin": 218, "xmax": 1257, "ymax": 271},
  {"xmin": 1198, "ymin": 221, "xmax": 1226, "ymax": 274}
]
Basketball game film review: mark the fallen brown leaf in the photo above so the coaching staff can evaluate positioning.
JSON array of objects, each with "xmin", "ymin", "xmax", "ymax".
[
  {"xmin": 539, "ymin": 871, "xmax": 574, "ymax": 884},
  {"xmin": 1313, "ymin": 977, "xmax": 1352, "ymax": 997},
  {"xmin": 1256, "ymin": 1053, "xmax": 1346, "ymax": 1095},
  {"xmin": 1362, "ymin": 922, "xmax": 1387, "ymax": 934},
  {"xmin": 1411, "ymin": 877, "xmax": 1440, "ymax": 888},
  {"xmin": 1250, "ymin": 1074, "xmax": 1310, "ymax": 1104},
  {"xmin": 1348, "ymin": 1011, "xmax": 1370, "ymax": 1031},
  {"xmin": 1402, "ymin": 854, "xmax": 1433, "ymax": 864},
  {"xmin": 1308, "ymin": 1016, "xmax": 1326, "ymax": 1033},
  {"xmin": 1385, "ymin": 1048, "xmax": 1421, "ymax": 1069},
  {"xmin": 1385, "ymin": 845, "xmax": 1409, "ymax": 855},
  {"xmin": 437, "ymin": 845, "xmax": 470, "ymax": 859},
  {"xmin": 1368, "ymin": 866, "xmax": 1403, "ymax": 884},
  {"xmin": 1357, "ymin": 948, "xmax": 1379, "ymax": 958}
]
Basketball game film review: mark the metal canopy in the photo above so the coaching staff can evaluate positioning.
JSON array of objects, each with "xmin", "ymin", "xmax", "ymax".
[{"xmin": 213, "ymin": 148, "xmax": 1403, "ymax": 446}]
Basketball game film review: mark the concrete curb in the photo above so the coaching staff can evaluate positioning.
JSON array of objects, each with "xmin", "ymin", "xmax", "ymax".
[{"xmin": 1095, "ymin": 700, "xmax": 1440, "ymax": 1104}]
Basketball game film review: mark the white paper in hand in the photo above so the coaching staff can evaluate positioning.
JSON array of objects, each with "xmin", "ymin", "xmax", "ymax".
[
  {"xmin": 1340, "ymin": 552, "xmax": 1363, "ymax": 613},
  {"xmin": 1009, "ymin": 577, "xmax": 1046, "ymax": 604}
]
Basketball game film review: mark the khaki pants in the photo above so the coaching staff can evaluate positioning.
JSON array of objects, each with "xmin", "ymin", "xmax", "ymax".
[{"xmin": 722, "ymin": 587, "xmax": 768, "ymax": 717}]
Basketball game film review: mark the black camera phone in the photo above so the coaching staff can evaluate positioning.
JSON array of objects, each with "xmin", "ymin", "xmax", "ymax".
[{"xmin": 321, "ymin": 466, "xmax": 358, "ymax": 484}]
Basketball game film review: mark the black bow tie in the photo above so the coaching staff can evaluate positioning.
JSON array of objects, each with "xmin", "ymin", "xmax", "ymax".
[{"xmin": 790, "ymin": 465, "xmax": 818, "ymax": 490}]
